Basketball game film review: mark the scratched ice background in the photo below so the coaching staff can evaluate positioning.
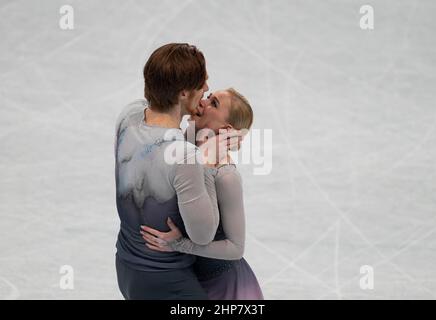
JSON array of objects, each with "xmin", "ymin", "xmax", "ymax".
[{"xmin": 1, "ymin": 0, "xmax": 435, "ymax": 299}]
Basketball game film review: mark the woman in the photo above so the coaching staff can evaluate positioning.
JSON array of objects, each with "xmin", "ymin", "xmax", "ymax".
[
  {"xmin": 115, "ymin": 43, "xmax": 241, "ymax": 300},
  {"xmin": 141, "ymin": 88, "xmax": 264, "ymax": 300}
]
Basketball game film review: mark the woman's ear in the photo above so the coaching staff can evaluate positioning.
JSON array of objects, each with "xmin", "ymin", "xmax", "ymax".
[
  {"xmin": 222, "ymin": 123, "xmax": 233, "ymax": 130},
  {"xmin": 216, "ymin": 123, "xmax": 233, "ymax": 135},
  {"xmin": 217, "ymin": 123, "xmax": 232, "ymax": 134}
]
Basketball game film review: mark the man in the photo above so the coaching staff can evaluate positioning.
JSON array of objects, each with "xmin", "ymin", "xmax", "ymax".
[{"xmin": 114, "ymin": 43, "xmax": 241, "ymax": 299}]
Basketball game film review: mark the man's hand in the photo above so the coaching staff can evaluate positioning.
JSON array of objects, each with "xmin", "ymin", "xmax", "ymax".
[{"xmin": 140, "ymin": 217, "xmax": 182, "ymax": 252}]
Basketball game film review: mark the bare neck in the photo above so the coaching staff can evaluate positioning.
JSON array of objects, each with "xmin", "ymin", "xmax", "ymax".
[{"xmin": 144, "ymin": 104, "xmax": 182, "ymax": 129}]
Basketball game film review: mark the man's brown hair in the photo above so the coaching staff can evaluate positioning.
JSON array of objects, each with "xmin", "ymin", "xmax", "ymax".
[{"xmin": 143, "ymin": 43, "xmax": 207, "ymax": 112}]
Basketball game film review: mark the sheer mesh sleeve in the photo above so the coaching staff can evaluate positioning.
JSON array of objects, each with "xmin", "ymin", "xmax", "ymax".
[{"xmin": 170, "ymin": 164, "xmax": 245, "ymax": 260}]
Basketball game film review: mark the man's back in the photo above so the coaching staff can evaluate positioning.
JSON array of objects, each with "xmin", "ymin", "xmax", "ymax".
[{"xmin": 114, "ymin": 99, "xmax": 195, "ymax": 271}]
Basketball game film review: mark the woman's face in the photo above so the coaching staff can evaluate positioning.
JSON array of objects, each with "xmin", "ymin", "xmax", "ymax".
[{"xmin": 190, "ymin": 90, "xmax": 232, "ymax": 133}]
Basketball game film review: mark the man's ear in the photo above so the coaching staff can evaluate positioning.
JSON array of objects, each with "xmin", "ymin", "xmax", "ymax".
[{"xmin": 179, "ymin": 90, "xmax": 188, "ymax": 101}]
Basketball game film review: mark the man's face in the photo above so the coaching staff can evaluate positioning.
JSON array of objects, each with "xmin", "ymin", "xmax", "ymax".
[
  {"xmin": 189, "ymin": 90, "xmax": 232, "ymax": 133},
  {"xmin": 182, "ymin": 75, "xmax": 209, "ymax": 116}
]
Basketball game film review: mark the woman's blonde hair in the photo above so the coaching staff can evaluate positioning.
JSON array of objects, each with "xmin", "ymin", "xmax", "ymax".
[{"xmin": 226, "ymin": 88, "xmax": 253, "ymax": 131}]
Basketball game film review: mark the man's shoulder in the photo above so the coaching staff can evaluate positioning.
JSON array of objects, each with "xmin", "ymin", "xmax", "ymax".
[
  {"xmin": 163, "ymin": 139, "xmax": 202, "ymax": 165},
  {"xmin": 115, "ymin": 99, "xmax": 147, "ymax": 134}
]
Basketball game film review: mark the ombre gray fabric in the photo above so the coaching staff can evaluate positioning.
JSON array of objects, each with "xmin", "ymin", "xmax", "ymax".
[{"xmin": 114, "ymin": 99, "xmax": 219, "ymax": 272}]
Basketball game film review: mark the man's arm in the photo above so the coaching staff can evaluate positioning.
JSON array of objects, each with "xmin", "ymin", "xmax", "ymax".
[
  {"xmin": 172, "ymin": 155, "xmax": 219, "ymax": 245},
  {"xmin": 169, "ymin": 165, "xmax": 245, "ymax": 259}
]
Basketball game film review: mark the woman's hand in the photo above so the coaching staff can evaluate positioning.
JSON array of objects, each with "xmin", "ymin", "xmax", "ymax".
[
  {"xmin": 140, "ymin": 217, "xmax": 182, "ymax": 252},
  {"xmin": 198, "ymin": 128, "xmax": 243, "ymax": 165}
]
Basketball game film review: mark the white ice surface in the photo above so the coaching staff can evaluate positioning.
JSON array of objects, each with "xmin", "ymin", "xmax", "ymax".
[{"xmin": 0, "ymin": 0, "xmax": 436, "ymax": 299}]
